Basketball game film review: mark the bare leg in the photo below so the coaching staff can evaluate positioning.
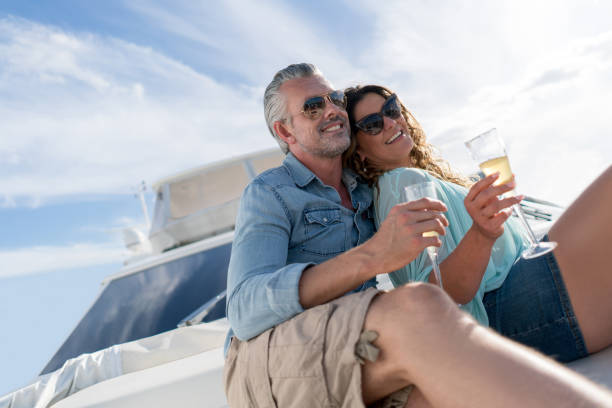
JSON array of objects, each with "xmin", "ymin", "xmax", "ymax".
[
  {"xmin": 361, "ymin": 283, "xmax": 612, "ymax": 408},
  {"xmin": 548, "ymin": 165, "xmax": 612, "ymax": 353}
]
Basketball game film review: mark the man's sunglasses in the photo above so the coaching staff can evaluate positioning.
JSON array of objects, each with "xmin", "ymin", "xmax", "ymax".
[
  {"xmin": 300, "ymin": 90, "xmax": 347, "ymax": 119},
  {"xmin": 354, "ymin": 94, "xmax": 402, "ymax": 135}
]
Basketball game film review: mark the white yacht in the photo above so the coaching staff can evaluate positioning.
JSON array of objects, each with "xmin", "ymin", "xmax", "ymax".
[{"xmin": 1, "ymin": 148, "xmax": 610, "ymax": 408}]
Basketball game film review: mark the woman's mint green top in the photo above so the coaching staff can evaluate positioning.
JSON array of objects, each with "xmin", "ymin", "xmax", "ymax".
[{"xmin": 375, "ymin": 168, "xmax": 528, "ymax": 326}]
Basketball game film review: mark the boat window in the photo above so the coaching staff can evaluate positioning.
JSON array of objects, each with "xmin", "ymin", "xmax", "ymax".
[{"xmin": 42, "ymin": 242, "xmax": 231, "ymax": 375}]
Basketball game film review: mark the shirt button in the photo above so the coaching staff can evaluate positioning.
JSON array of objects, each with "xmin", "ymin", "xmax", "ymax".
[{"xmin": 323, "ymin": 217, "xmax": 328, "ymax": 222}]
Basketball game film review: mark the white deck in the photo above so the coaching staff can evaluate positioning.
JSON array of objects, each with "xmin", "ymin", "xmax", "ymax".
[
  {"xmin": 3, "ymin": 314, "xmax": 610, "ymax": 408},
  {"xmin": 568, "ymin": 346, "xmax": 612, "ymax": 390},
  {"xmin": 48, "ymin": 339, "xmax": 612, "ymax": 408},
  {"xmin": 54, "ymin": 349, "xmax": 228, "ymax": 408}
]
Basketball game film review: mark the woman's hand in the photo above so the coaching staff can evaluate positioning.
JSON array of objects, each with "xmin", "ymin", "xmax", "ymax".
[{"xmin": 464, "ymin": 172, "xmax": 524, "ymax": 241}]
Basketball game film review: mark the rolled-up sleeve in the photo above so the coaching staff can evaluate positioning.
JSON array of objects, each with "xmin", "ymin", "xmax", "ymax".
[{"xmin": 226, "ymin": 181, "xmax": 311, "ymax": 340}]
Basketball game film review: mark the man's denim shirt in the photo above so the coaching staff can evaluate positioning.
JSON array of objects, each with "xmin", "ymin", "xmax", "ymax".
[{"xmin": 225, "ymin": 153, "xmax": 377, "ymax": 351}]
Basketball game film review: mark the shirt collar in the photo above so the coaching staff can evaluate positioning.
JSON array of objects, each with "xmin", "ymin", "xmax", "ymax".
[
  {"xmin": 341, "ymin": 168, "xmax": 359, "ymax": 193},
  {"xmin": 283, "ymin": 153, "xmax": 316, "ymax": 187},
  {"xmin": 283, "ymin": 152, "xmax": 360, "ymax": 193}
]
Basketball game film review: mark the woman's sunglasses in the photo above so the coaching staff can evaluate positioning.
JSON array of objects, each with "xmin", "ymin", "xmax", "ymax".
[
  {"xmin": 300, "ymin": 90, "xmax": 347, "ymax": 119},
  {"xmin": 354, "ymin": 94, "xmax": 402, "ymax": 135}
]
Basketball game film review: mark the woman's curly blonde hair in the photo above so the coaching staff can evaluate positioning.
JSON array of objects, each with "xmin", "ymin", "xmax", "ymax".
[{"xmin": 342, "ymin": 85, "xmax": 470, "ymax": 188}]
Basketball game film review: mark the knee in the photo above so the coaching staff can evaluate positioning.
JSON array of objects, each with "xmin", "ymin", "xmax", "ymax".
[
  {"xmin": 390, "ymin": 282, "xmax": 454, "ymax": 322},
  {"xmin": 399, "ymin": 282, "xmax": 448, "ymax": 307},
  {"xmin": 367, "ymin": 283, "xmax": 463, "ymax": 337},
  {"xmin": 365, "ymin": 283, "xmax": 468, "ymax": 379}
]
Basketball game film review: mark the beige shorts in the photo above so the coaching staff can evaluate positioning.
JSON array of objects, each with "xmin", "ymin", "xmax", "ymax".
[{"xmin": 224, "ymin": 288, "xmax": 413, "ymax": 407}]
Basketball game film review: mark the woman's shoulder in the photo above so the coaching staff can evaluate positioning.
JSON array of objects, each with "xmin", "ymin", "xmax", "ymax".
[
  {"xmin": 381, "ymin": 167, "xmax": 433, "ymax": 184},
  {"xmin": 380, "ymin": 167, "xmax": 468, "ymax": 198}
]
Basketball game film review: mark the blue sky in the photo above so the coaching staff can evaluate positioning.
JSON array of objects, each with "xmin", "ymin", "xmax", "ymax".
[{"xmin": 1, "ymin": 0, "xmax": 612, "ymax": 396}]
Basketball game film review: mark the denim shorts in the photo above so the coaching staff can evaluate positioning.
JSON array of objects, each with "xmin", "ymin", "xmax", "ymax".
[{"xmin": 483, "ymin": 237, "xmax": 588, "ymax": 363}]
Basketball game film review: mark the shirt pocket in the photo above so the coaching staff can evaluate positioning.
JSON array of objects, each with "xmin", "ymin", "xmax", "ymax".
[{"xmin": 301, "ymin": 207, "xmax": 345, "ymax": 256}]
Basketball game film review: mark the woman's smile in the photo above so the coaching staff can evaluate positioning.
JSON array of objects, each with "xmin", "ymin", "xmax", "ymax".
[{"xmin": 385, "ymin": 130, "xmax": 406, "ymax": 145}]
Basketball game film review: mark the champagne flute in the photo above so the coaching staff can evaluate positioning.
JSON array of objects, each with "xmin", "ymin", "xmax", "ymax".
[
  {"xmin": 404, "ymin": 182, "xmax": 444, "ymax": 288},
  {"xmin": 464, "ymin": 128, "xmax": 557, "ymax": 259}
]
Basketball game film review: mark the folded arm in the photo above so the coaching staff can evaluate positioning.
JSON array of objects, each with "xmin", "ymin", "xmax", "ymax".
[
  {"xmin": 227, "ymin": 180, "xmax": 448, "ymax": 340},
  {"xmin": 226, "ymin": 181, "xmax": 373, "ymax": 340},
  {"xmin": 299, "ymin": 197, "xmax": 448, "ymax": 308}
]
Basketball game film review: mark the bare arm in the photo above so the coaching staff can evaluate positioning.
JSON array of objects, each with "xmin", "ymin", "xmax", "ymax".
[
  {"xmin": 434, "ymin": 226, "xmax": 496, "ymax": 303},
  {"xmin": 299, "ymin": 198, "xmax": 448, "ymax": 308},
  {"xmin": 435, "ymin": 173, "xmax": 522, "ymax": 304}
]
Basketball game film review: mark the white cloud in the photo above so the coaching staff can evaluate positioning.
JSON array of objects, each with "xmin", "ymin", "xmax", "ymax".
[
  {"xmin": 1, "ymin": 2, "xmax": 612, "ymax": 210},
  {"xmin": 0, "ymin": 242, "xmax": 125, "ymax": 279},
  {"xmin": 349, "ymin": 0, "xmax": 612, "ymax": 108},
  {"xmin": 0, "ymin": 16, "xmax": 275, "ymax": 206},
  {"xmin": 0, "ymin": 7, "xmax": 374, "ymax": 208},
  {"xmin": 125, "ymin": 0, "xmax": 366, "ymax": 84},
  {"xmin": 123, "ymin": 0, "xmax": 367, "ymax": 89},
  {"xmin": 430, "ymin": 31, "xmax": 612, "ymax": 205},
  {"xmin": 340, "ymin": 0, "xmax": 612, "ymax": 206}
]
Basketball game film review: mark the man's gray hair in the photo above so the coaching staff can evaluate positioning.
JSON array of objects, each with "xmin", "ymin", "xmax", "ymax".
[{"xmin": 264, "ymin": 63, "xmax": 323, "ymax": 154}]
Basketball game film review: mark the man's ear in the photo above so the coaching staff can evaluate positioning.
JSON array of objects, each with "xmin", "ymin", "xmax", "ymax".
[{"xmin": 273, "ymin": 121, "xmax": 295, "ymax": 145}]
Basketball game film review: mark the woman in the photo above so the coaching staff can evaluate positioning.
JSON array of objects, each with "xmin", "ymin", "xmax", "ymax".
[{"xmin": 343, "ymin": 84, "xmax": 612, "ymax": 362}]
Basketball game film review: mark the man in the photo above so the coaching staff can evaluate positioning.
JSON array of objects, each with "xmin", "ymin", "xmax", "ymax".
[{"xmin": 223, "ymin": 63, "xmax": 612, "ymax": 407}]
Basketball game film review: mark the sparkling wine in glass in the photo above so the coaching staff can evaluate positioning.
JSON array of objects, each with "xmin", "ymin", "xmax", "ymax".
[
  {"xmin": 465, "ymin": 128, "xmax": 557, "ymax": 259},
  {"xmin": 404, "ymin": 182, "xmax": 444, "ymax": 288}
]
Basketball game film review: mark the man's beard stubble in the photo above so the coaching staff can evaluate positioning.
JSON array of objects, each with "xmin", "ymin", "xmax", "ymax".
[
  {"xmin": 313, "ymin": 131, "xmax": 350, "ymax": 158},
  {"xmin": 309, "ymin": 116, "xmax": 351, "ymax": 158}
]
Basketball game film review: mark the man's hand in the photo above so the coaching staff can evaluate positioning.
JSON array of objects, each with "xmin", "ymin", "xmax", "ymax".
[
  {"xmin": 299, "ymin": 197, "xmax": 447, "ymax": 309},
  {"xmin": 464, "ymin": 172, "xmax": 523, "ymax": 241},
  {"xmin": 365, "ymin": 198, "xmax": 448, "ymax": 276}
]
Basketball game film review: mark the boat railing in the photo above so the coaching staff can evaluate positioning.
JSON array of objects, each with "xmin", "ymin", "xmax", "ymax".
[{"xmin": 177, "ymin": 290, "xmax": 228, "ymax": 328}]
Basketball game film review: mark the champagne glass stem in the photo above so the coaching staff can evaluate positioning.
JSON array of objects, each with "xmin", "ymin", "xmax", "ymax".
[
  {"xmin": 512, "ymin": 203, "xmax": 539, "ymax": 245},
  {"xmin": 465, "ymin": 128, "xmax": 556, "ymax": 260},
  {"xmin": 428, "ymin": 249, "xmax": 443, "ymax": 289}
]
